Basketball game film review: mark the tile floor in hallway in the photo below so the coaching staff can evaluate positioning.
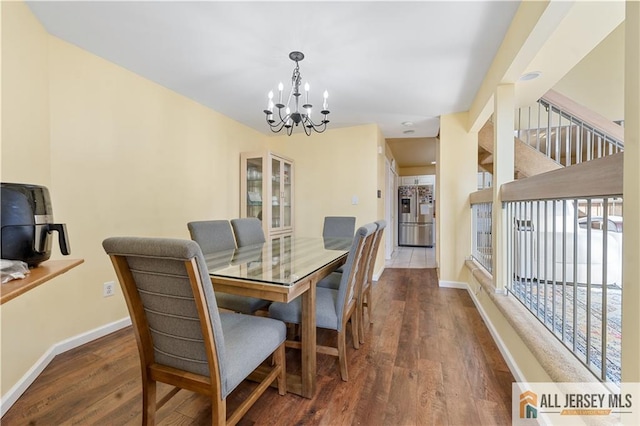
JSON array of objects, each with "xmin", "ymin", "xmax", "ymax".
[{"xmin": 385, "ymin": 245, "xmax": 436, "ymax": 268}]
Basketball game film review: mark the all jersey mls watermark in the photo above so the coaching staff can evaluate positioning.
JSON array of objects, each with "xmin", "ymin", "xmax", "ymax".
[{"xmin": 513, "ymin": 382, "xmax": 640, "ymax": 425}]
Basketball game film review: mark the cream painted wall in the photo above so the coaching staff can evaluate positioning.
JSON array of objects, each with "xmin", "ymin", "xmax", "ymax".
[
  {"xmin": 554, "ymin": 22, "xmax": 624, "ymax": 122},
  {"xmin": 1, "ymin": 1, "xmax": 50, "ymax": 185},
  {"xmin": 518, "ymin": 22, "xmax": 625, "ymax": 126},
  {"xmin": 266, "ymin": 123, "xmax": 387, "ymax": 275},
  {"xmin": 437, "ymin": 113, "xmax": 477, "ymax": 284},
  {"xmin": 1, "ymin": 1, "xmax": 54, "ymax": 397},
  {"xmin": 1, "ymin": 2, "xmax": 265, "ymax": 396}
]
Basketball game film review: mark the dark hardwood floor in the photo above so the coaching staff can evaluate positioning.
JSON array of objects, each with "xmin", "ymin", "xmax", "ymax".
[{"xmin": 2, "ymin": 268, "xmax": 514, "ymax": 425}]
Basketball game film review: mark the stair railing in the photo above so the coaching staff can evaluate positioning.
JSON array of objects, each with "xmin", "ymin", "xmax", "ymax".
[{"xmin": 516, "ymin": 90, "xmax": 624, "ymax": 167}]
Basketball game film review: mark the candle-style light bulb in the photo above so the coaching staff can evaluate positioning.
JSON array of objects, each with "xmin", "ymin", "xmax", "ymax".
[
  {"xmin": 267, "ymin": 91, "xmax": 273, "ymax": 110},
  {"xmin": 278, "ymin": 82, "xmax": 284, "ymax": 104},
  {"xmin": 323, "ymin": 90, "xmax": 329, "ymax": 110},
  {"xmin": 285, "ymin": 107, "xmax": 291, "ymax": 126},
  {"xmin": 304, "ymin": 82, "xmax": 310, "ymax": 105}
]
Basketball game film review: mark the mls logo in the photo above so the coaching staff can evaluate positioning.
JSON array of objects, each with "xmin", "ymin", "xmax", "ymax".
[{"xmin": 520, "ymin": 391, "xmax": 538, "ymax": 419}]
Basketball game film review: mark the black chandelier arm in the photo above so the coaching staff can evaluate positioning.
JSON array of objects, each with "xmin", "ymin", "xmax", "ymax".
[
  {"xmin": 264, "ymin": 106, "xmax": 292, "ymax": 127},
  {"xmin": 276, "ymin": 105, "xmax": 290, "ymax": 124},
  {"xmin": 265, "ymin": 113, "xmax": 290, "ymax": 134},
  {"xmin": 300, "ymin": 118, "xmax": 328, "ymax": 134},
  {"xmin": 302, "ymin": 112, "xmax": 330, "ymax": 128},
  {"xmin": 267, "ymin": 119, "xmax": 288, "ymax": 134},
  {"xmin": 265, "ymin": 112, "xmax": 329, "ymax": 135},
  {"xmin": 302, "ymin": 123, "xmax": 312, "ymax": 136},
  {"xmin": 305, "ymin": 120, "xmax": 328, "ymax": 135}
]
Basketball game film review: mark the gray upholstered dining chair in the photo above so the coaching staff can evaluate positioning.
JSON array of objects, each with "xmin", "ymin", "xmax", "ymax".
[
  {"xmin": 230, "ymin": 218, "xmax": 266, "ymax": 247},
  {"xmin": 268, "ymin": 223, "xmax": 376, "ymax": 381},
  {"xmin": 322, "ymin": 216, "xmax": 356, "ymax": 239},
  {"xmin": 357, "ymin": 219, "xmax": 386, "ymax": 343},
  {"xmin": 102, "ymin": 236, "xmax": 286, "ymax": 426},
  {"xmin": 188, "ymin": 220, "xmax": 270, "ymax": 314},
  {"xmin": 323, "ymin": 216, "xmax": 356, "ymax": 273},
  {"xmin": 317, "ymin": 220, "xmax": 385, "ymax": 343},
  {"xmin": 188, "ymin": 220, "xmax": 237, "ymax": 254}
]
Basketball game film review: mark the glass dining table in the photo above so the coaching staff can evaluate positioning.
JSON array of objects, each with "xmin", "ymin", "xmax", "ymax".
[{"xmin": 206, "ymin": 236, "xmax": 351, "ymax": 398}]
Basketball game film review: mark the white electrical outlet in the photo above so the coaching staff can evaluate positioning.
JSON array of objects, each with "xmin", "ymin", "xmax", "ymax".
[{"xmin": 103, "ymin": 281, "xmax": 115, "ymax": 297}]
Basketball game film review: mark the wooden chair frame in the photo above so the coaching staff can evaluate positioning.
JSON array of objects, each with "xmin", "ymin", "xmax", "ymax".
[
  {"xmin": 357, "ymin": 224, "xmax": 385, "ymax": 344},
  {"xmin": 108, "ymin": 254, "xmax": 286, "ymax": 426}
]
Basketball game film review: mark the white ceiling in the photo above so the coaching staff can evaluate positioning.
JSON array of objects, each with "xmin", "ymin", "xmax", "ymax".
[{"xmin": 26, "ymin": 0, "xmax": 520, "ymax": 143}]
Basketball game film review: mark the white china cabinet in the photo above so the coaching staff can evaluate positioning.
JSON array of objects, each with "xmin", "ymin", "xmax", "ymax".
[{"xmin": 240, "ymin": 151, "xmax": 294, "ymax": 239}]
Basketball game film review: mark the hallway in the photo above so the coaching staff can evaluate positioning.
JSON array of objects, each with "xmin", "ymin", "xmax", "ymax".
[{"xmin": 386, "ymin": 246, "xmax": 437, "ymax": 269}]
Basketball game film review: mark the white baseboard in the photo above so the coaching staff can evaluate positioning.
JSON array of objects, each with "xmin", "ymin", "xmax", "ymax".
[
  {"xmin": 438, "ymin": 280, "xmax": 467, "ymax": 289},
  {"xmin": 0, "ymin": 317, "xmax": 131, "ymax": 417},
  {"xmin": 373, "ymin": 265, "xmax": 385, "ymax": 281},
  {"xmin": 465, "ymin": 283, "xmax": 526, "ymax": 383}
]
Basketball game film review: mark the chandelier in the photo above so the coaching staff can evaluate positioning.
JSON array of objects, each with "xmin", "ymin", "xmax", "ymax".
[{"xmin": 263, "ymin": 51, "xmax": 330, "ymax": 136}]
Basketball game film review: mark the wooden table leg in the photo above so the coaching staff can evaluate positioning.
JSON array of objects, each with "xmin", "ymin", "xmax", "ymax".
[{"xmin": 300, "ymin": 279, "xmax": 317, "ymax": 398}]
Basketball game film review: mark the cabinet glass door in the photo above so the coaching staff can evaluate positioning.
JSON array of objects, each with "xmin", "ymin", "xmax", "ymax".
[
  {"xmin": 271, "ymin": 157, "xmax": 281, "ymax": 230},
  {"xmin": 282, "ymin": 161, "xmax": 292, "ymax": 227},
  {"xmin": 245, "ymin": 157, "xmax": 263, "ymax": 220}
]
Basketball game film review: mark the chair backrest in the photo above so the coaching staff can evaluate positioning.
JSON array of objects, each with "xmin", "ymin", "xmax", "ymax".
[
  {"xmin": 366, "ymin": 220, "xmax": 387, "ymax": 283},
  {"xmin": 188, "ymin": 220, "xmax": 237, "ymax": 254},
  {"xmin": 322, "ymin": 216, "xmax": 356, "ymax": 239},
  {"xmin": 230, "ymin": 218, "xmax": 266, "ymax": 247},
  {"xmin": 102, "ymin": 237, "xmax": 228, "ymax": 393},
  {"xmin": 334, "ymin": 223, "xmax": 377, "ymax": 330}
]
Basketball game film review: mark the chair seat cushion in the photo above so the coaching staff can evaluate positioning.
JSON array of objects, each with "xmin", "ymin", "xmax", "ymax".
[
  {"xmin": 216, "ymin": 292, "xmax": 270, "ymax": 314},
  {"xmin": 268, "ymin": 287, "xmax": 338, "ymax": 330},
  {"xmin": 316, "ymin": 272, "xmax": 341, "ymax": 290},
  {"xmin": 220, "ymin": 313, "xmax": 286, "ymax": 397}
]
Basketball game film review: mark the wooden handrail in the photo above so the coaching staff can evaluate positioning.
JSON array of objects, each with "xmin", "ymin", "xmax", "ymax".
[
  {"xmin": 469, "ymin": 188, "xmax": 493, "ymax": 205},
  {"xmin": 500, "ymin": 152, "xmax": 623, "ymax": 202},
  {"xmin": 541, "ymin": 89, "xmax": 625, "ymax": 143}
]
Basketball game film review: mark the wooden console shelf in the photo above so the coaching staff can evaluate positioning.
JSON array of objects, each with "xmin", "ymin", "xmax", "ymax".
[{"xmin": 0, "ymin": 259, "xmax": 84, "ymax": 305}]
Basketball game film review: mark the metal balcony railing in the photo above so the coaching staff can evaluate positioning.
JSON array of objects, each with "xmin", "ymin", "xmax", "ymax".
[
  {"xmin": 471, "ymin": 150, "xmax": 623, "ymax": 385},
  {"xmin": 505, "ymin": 197, "xmax": 623, "ymax": 384},
  {"xmin": 472, "ymin": 201, "xmax": 493, "ymax": 273}
]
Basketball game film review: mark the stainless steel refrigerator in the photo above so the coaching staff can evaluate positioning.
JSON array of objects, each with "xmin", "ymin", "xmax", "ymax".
[{"xmin": 398, "ymin": 185, "xmax": 434, "ymax": 247}]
